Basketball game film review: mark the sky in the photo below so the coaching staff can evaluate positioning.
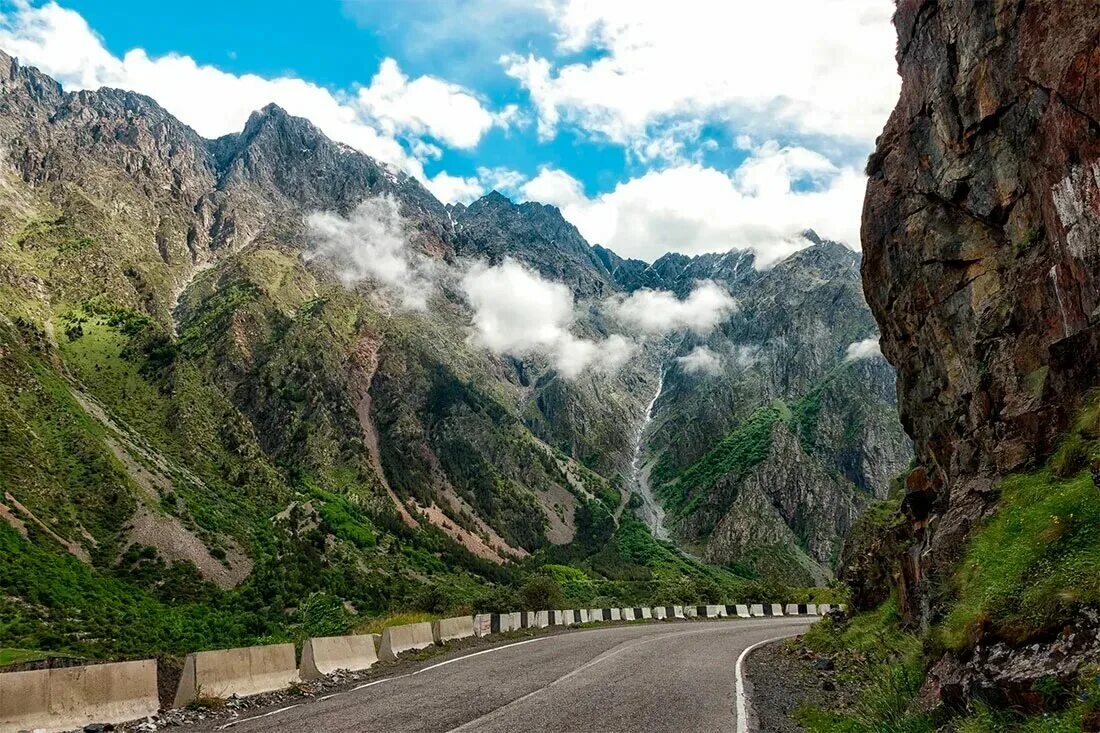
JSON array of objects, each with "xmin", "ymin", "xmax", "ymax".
[{"xmin": 0, "ymin": 0, "xmax": 901, "ymax": 266}]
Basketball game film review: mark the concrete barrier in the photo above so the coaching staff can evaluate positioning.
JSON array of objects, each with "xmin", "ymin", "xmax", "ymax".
[
  {"xmin": 632, "ymin": 607, "xmax": 645, "ymax": 620},
  {"xmin": 785, "ymin": 604, "xmax": 800, "ymax": 615},
  {"xmin": 533, "ymin": 611, "xmax": 549, "ymax": 628},
  {"xmin": 750, "ymin": 604, "xmax": 765, "ymax": 617},
  {"xmin": 707, "ymin": 605, "xmax": 727, "ymax": 618},
  {"xmin": 819, "ymin": 604, "xmax": 833, "ymax": 614},
  {"xmin": 301, "ymin": 635, "xmax": 378, "ymax": 680},
  {"xmin": 491, "ymin": 613, "xmax": 516, "ymax": 634},
  {"xmin": 735, "ymin": 604, "xmax": 750, "ymax": 618},
  {"xmin": 684, "ymin": 606, "xmax": 697, "ymax": 618},
  {"xmin": 609, "ymin": 608, "xmax": 622, "ymax": 621},
  {"xmin": 562, "ymin": 610, "xmax": 575, "ymax": 625},
  {"xmin": 588, "ymin": 608, "xmax": 603, "ymax": 622},
  {"xmin": 473, "ymin": 614, "xmax": 492, "ymax": 637},
  {"xmin": 1, "ymin": 660, "xmax": 159, "ymax": 732},
  {"xmin": 577, "ymin": 609, "xmax": 589, "ymax": 623},
  {"xmin": 640, "ymin": 607, "xmax": 653, "ymax": 620},
  {"xmin": 807, "ymin": 604, "xmax": 819, "ymax": 615},
  {"xmin": 619, "ymin": 608, "xmax": 634, "ymax": 621},
  {"xmin": 433, "ymin": 616, "xmax": 475, "ymax": 644},
  {"xmin": 766, "ymin": 604, "xmax": 784, "ymax": 616},
  {"xmin": 509, "ymin": 612, "xmax": 521, "ymax": 629},
  {"xmin": 671, "ymin": 605, "xmax": 685, "ymax": 619},
  {"xmin": 175, "ymin": 644, "xmax": 298, "ymax": 707},
  {"xmin": 653, "ymin": 607, "xmax": 667, "ymax": 620},
  {"xmin": 378, "ymin": 622, "xmax": 435, "ymax": 661}
]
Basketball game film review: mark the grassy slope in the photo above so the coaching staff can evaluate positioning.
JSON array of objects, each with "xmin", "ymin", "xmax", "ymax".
[{"xmin": 799, "ymin": 395, "xmax": 1100, "ymax": 731}]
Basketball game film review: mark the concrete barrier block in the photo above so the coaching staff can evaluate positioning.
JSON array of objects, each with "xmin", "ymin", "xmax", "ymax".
[
  {"xmin": 301, "ymin": 635, "xmax": 378, "ymax": 680},
  {"xmin": 509, "ymin": 612, "xmax": 521, "ymax": 629},
  {"xmin": 785, "ymin": 604, "xmax": 800, "ymax": 615},
  {"xmin": 705, "ymin": 605, "xmax": 725, "ymax": 618},
  {"xmin": 432, "ymin": 616, "xmax": 475, "ymax": 644},
  {"xmin": 176, "ymin": 644, "xmax": 298, "ymax": 707},
  {"xmin": 631, "ymin": 607, "xmax": 644, "ymax": 620},
  {"xmin": 473, "ymin": 614, "xmax": 492, "ymax": 637},
  {"xmin": 2, "ymin": 660, "xmax": 159, "ymax": 733},
  {"xmin": 561, "ymin": 610, "xmax": 574, "ymax": 625},
  {"xmin": 640, "ymin": 607, "xmax": 653, "ymax": 620},
  {"xmin": 653, "ymin": 607, "xmax": 667, "ymax": 620},
  {"xmin": 534, "ymin": 610, "xmax": 550, "ymax": 628},
  {"xmin": 807, "ymin": 604, "xmax": 819, "ymax": 615},
  {"xmin": 621, "ymin": 608, "xmax": 636, "ymax": 621},
  {"xmin": 750, "ymin": 604, "xmax": 765, "ymax": 617},
  {"xmin": 609, "ymin": 608, "xmax": 621, "ymax": 621},
  {"xmin": 578, "ymin": 609, "xmax": 589, "ymax": 623},
  {"xmin": 378, "ymin": 622, "xmax": 435, "ymax": 661},
  {"xmin": 819, "ymin": 604, "xmax": 833, "ymax": 614},
  {"xmin": 671, "ymin": 605, "xmax": 685, "ymax": 619},
  {"xmin": 768, "ymin": 604, "xmax": 784, "ymax": 616},
  {"xmin": 735, "ymin": 604, "xmax": 750, "ymax": 618},
  {"xmin": 587, "ymin": 609, "xmax": 602, "ymax": 622},
  {"xmin": 491, "ymin": 613, "xmax": 516, "ymax": 633},
  {"xmin": 684, "ymin": 606, "xmax": 697, "ymax": 618}
]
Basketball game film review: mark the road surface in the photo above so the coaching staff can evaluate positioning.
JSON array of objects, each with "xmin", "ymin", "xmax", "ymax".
[{"xmin": 198, "ymin": 617, "xmax": 812, "ymax": 733}]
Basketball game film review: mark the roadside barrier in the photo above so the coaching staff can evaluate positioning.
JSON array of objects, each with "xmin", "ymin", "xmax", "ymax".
[
  {"xmin": 785, "ymin": 604, "xmax": 800, "ymax": 615},
  {"xmin": 622, "ymin": 608, "xmax": 636, "ymax": 621},
  {"xmin": 1, "ymin": 660, "xmax": 158, "ymax": 733},
  {"xmin": 577, "ymin": 609, "xmax": 589, "ymax": 623},
  {"xmin": 378, "ymin": 622, "xmax": 435, "ymax": 662},
  {"xmin": 300, "ymin": 635, "xmax": 378, "ymax": 680},
  {"xmin": 684, "ymin": 606, "xmax": 698, "ymax": 618},
  {"xmin": 175, "ymin": 644, "xmax": 298, "ymax": 707},
  {"xmin": 766, "ymin": 604, "xmax": 784, "ymax": 616},
  {"xmin": 588, "ymin": 608, "xmax": 604, "ymax": 622},
  {"xmin": 562, "ymin": 610, "xmax": 576, "ymax": 625},
  {"xmin": 750, "ymin": 604, "xmax": 765, "ymax": 617},
  {"xmin": 473, "ymin": 614, "xmax": 492, "ymax": 637},
  {"xmin": 433, "ymin": 616, "xmax": 475, "ymax": 644},
  {"xmin": 653, "ymin": 607, "xmax": 667, "ymax": 620},
  {"xmin": 735, "ymin": 605, "xmax": 751, "ymax": 618}
]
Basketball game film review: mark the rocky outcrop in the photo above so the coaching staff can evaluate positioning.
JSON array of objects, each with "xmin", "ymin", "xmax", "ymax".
[{"xmin": 862, "ymin": 1, "xmax": 1100, "ymax": 623}]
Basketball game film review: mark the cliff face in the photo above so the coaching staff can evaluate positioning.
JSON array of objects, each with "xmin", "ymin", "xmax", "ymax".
[{"xmin": 862, "ymin": 1, "xmax": 1100, "ymax": 622}]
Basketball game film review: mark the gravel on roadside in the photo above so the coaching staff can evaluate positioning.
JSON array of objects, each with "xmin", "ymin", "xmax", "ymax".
[{"xmin": 745, "ymin": 636, "xmax": 853, "ymax": 732}]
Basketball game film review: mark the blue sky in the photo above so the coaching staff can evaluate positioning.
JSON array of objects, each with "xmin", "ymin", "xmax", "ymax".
[{"xmin": 0, "ymin": 0, "xmax": 900, "ymax": 264}]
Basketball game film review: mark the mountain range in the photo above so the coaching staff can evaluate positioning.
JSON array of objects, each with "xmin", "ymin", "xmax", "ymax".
[{"xmin": 0, "ymin": 49, "xmax": 909, "ymax": 656}]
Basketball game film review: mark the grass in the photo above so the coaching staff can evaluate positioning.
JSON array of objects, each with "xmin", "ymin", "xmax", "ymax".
[
  {"xmin": 797, "ymin": 598, "xmax": 933, "ymax": 733},
  {"xmin": 937, "ymin": 396, "xmax": 1100, "ymax": 649},
  {"xmin": 0, "ymin": 648, "xmax": 54, "ymax": 666}
]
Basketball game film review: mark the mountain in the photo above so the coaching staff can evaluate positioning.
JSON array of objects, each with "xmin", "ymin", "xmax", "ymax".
[
  {"xmin": 0, "ymin": 48, "xmax": 906, "ymax": 658},
  {"xmin": 847, "ymin": 0, "xmax": 1100, "ymax": 718},
  {"xmin": 627, "ymin": 233, "xmax": 912, "ymax": 584}
]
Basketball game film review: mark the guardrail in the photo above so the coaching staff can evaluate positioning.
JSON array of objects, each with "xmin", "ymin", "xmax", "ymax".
[{"xmin": 0, "ymin": 601, "xmax": 844, "ymax": 731}]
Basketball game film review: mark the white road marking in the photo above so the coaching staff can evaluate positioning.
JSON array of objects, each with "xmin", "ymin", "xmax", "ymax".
[
  {"xmin": 735, "ymin": 632, "xmax": 800, "ymax": 733},
  {"xmin": 216, "ymin": 705, "xmax": 300, "ymax": 730}
]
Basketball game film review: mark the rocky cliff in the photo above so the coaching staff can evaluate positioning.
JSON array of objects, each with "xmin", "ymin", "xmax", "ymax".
[{"xmin": 862, "ymin": 0, "xmax": 1100, "ymax": 624}]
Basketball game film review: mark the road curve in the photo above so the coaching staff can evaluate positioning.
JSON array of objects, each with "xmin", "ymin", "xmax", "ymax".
[{"xmin": 197, "ymin": 617, "xmax": 812, "ymax": 733}]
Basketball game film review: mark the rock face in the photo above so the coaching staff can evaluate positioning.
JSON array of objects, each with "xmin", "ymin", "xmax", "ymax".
[{"xmin": 862, "ymin": 1, "xmax": 1100, "ymax": 622}]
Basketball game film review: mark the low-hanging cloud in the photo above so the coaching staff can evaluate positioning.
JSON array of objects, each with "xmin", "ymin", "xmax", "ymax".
[
  {"xmin": 460, "ymin": 258, "xmax": 635, "ymax": 378},
  {"xmin": 306, "ymin": 196, "xmax": 436, "ymax": 310},
  {"xmin": 843, "ymin": 337, "xmax": 882, "ymax": 362},
  {"xmin": 676, "ymin": 346, "xmax": 723, "ymax": 376},
  {"xmin": 608, "ymin": 281, "xmax": 737, "ymax": 335}
]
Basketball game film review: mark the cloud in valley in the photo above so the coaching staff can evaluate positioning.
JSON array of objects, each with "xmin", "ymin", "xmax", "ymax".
[
  {"xmin": 844, "ymin": 337, "xmax": 883, "ymax": 362},
  {"xmin": 306, "ymin": 196, "xmax": 436, "ymax": 310},
  {"xmin": 460, "ymin": 259, "xmax": 635, "ymax": 378},
  {"xmin": 608, "ymin": 281, "xmax": 737, "ymax": 335},
  {"xmin": 676, "ymin": 346, "xmax": 723, "ymax": 376}
]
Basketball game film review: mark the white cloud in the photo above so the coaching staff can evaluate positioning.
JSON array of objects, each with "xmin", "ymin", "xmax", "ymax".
[
  {"xmin": 0, "ymin": 2, "xmax": 502, "ymax": 183},
  {"xmin": 609, "ymin": 281, "xmax": 736, "ymax": 335},
  {"xmin": 305, "ymin": 196, "xmax": 437, "ymax": 310},
  {"xmin": 844, "ymin": 337, "xmax": 882, "ymax": 362},
  {"xmin": 426, "ymin": 171, "xmax": 484, "ymax": 205},
  {"xmin": 521, "ymin": 140, "xmax": 864, "ymax": 264},
  {"xmin": 356, "ymin": 57, "xmax": 495, "ymax": 150},
  {"xmin": 460, "ymin": 258, "xmax": 634, "ymax": 378},
  {"xmin": 676, "ymin": 346, "xmax": 722, "ymax": 376},
  {"xmin": 505, "ymin": 0, "xmax": 898, "ymax": 149},
  {"xmin": 476, "ymin": 166, "xmax": 527, "ymax": 196}
]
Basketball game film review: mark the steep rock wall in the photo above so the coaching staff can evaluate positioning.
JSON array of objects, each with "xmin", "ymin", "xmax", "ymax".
[{"xmin": 862, "ymin": 0, "xmax": 1100, "ymax": 622}]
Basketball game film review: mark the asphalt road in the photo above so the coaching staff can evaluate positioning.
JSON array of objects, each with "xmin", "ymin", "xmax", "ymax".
[{"xmin": 199, "ymin": 617, "xmax": 812, "ymax": 733}]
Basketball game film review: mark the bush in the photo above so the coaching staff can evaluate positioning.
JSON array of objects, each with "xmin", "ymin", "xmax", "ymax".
[{"xmin": 519, "ymin": 575, "xmax": 564, "ymax": 610}]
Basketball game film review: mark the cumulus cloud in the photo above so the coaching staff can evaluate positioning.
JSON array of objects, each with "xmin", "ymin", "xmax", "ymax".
[
  {"xmin": 305, "ymin": 197, "xmax": 436, "ymax": 310},
  {"xmin": 356, "ymin": 58, "xmax": 495, "ymax": 149},
  {"xmin": 844, "ymin": 337, "xmax": 882, "ymax": 362},
  {"xmin": 519, "ymin": 140, "xmax": 864, "ymax": 264},
  {"xmin": 0, "ymin": 2, "xmax": 502, "ymax": 181},
  {"xmin": 676, "ymin": 346, "xmax": 723, "ymax": 376},
  {"xmin": 504, "ymin": 0, "xmax": 898, "ymax": 148},
  {"xmin": 608, "ymin": 281, "xmax": 737, "ymax": 335},
  {"xmin": 460, "ymin": 259, "xmax": 634, "ymax": 378},
  {"xmin": 426, "ymin": 171, "xmax": 484, "ymax": 205}
]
